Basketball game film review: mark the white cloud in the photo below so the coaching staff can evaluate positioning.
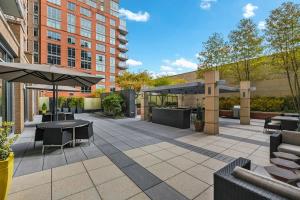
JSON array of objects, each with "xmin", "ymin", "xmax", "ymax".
[
  {"xmin": 126, "ymin": 59, "xmax": 143, "ymax": 67},
  {"xmin": 172, "ymin": 58, "xmax": 198, "ymax": 70},
  {"xmin": 119, "ymin": 8, "xmax": 150, "ymax": 22},
  {"xmin": 160, "ymin": 65, "xmax": 174, "ymax": 72},
  {"xmin": 258, "ymin": 21, "xmax": 266, "ymax": 30},
  {"xmin": 243, "ymin": 3, "xmax": 258, "ymax": 18},
  {"xmin": 200, "ymin": 0, "xmax": 217, "ymax": 10}
]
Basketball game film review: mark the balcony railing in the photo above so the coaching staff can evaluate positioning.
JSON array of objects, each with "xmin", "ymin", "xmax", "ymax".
[
  {"xmin": 118, "ymin": 53, "xmax": 128, "ymax": 61},
  {"xmin": 118, "ymin": 44, "xmax": 128, "ymax": 52},
  {"xmin": 118, "ymin": 25, "xmax": 128, "ymax": 35},
  {"xmin": 118, "ymin": 62, "xmax": 128, "ymax": 69},
  {"xmin": 118, "ymin": 35, "xmax": 128, "ymax": 43}
]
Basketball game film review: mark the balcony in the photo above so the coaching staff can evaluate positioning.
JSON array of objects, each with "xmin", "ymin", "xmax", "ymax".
[
  {"xmin": 118, "ymin": 53, "xmax": 128, "ymax": 61},
  {"xmin": 118, "ymin": 25, "xmax": 128, "ymax": 35},
  {"xmin": 118, "ymin": 35, "xmax": 128, "ymax": 44},
  {"xmin": 0, "ymin": 0, "xmax": 25, "ymax": 19},
  {"xmin": 118, "ymin": 62, "xmax": 128, "ymax": 70},
  {"xmin": 118, "ymin": 44, "xmax": 128, "ymax": 52}
]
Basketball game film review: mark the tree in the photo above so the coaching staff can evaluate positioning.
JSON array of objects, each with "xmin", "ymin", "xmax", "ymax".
[
  {"xmin": 150, "ymin": 76, "xmax": 186, "ymax": 87},
  {"xmin": 116, "ymin": 71, "xmax": 152, "ymax": 93},
  {"xmin": 91, "ymin": 88, "xmax": 105, "ymax": 98},
  {"xmin": 228, "ymin": 18, "xmax": 263, "ymax": 81},
  {"xmin": 265, "ymin": 2, "xmax": 300, "ymax": 114}
]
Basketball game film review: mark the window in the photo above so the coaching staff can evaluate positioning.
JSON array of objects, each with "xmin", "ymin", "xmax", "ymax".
[
  {"xmin": 85, "ymin": 0, "xmax": 97, "ymax": 8},
  {"xmin": 34, "ymin": 41, "xmax": 39, "ymax": 53},
  {"xmin": 110, "ymin": 28, "xmax": 115, "ymax": 38},
  {"xmin": 68, "ymin": 2, "xmax": 75, "ymax": 11},
  {"xmin": 96, "ymin": 23, "xmax": 105, "ymax": 42},
  {"xmin": 80, "ymin": 7, "xmax": 91, "ymax": 17},
  {"xmin": 48, "ymin": 0, "xmax": 61, "ymax": 5},
  {"xmin": 47, "ymin": 30, "xmax": 61, "ymax": 41},
  {"xmin": 68, "ymin": 47, "xmax": 75, "ymax": 67},
  {"xmin": 34, "ymin": 2, "xmax": 39, "ymax": 25},
  {"xmin": 80, "ymin": 18, "xmax": 91, "ymax": 38},
  {"xmin": 67, "ymin": 35, "xmax": 75, "ymax": 44},
  {"xmin": 96, "ymin": 54, "xmax": 105, "ymax": 72},
  {"xmin": 96, "ymin": 14, "xmax": 105, "ymax": 22},
  {"xmin": 67, "ymin": 13, "xmax": 76, "ymax": 33},
  {"xmin": 96, "ymin": 44, "xmax": 105, "ymax": 52},
  {"xmin": 96, "ymin": 84, "xmax": 105, "ymax": 89},
  {"xmin": 34, "ymin": 15, "xmax": 39, "ymax": 25},
  {"xmin": 110, "ymin": 1, "xmax": 119, "ymax": 17},
  {"xmin": 81, "ymin": 50, "xmax": 91, "ymax": 69},
  {"xmin": 47, "ymin": 43, "xmax": 61, "ymax": 65},
  {"xmin": 81, "ymin": 86, "xmax": 91, "ymax": 93},
  {"xmin": 110, "ymin": 57, "xmax": 115, "ymax": 73},
  {"xmin": 34, "ymin": 27, "xmax": 39, "ymax": 37},
  {"xmin": 110, "ymin": 38, "xmax": 115, "ymax": 45},
  {"xmin": 47, "ymin": 6, "xmax": 61, "ymax": 29},
  {"xmin": 110, "ymin": 75, "xmax": 115, "ymax": 83},
  {"xmin": 80, "ymin": 39, "xmax": 91, "ymax": 48},
  {"xmin": 110, "ymin": 19, "xmax": 116, "ymax": 26},
  {"xmin": 110, "ymin": 47, "xmax": 115, "ymax": 54},
  {"xmin": 34, "ymin": 53, "xmax": 39, "ymax": 63}
]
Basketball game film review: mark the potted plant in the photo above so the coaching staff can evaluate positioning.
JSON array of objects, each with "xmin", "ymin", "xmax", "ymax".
[
  {"xmin": 0, "ymin": 122, "xmax": 17, "ymax": 200},
  {"xmin": 58, "ymin": 97, "xmax": 67, "ymax": 112},
  {"xmin": 77, "ymin": 97, "xmax": 84, "ymax": 113},
  {"xmin": 42, "ymin": 103, "xmax": 47, "ymax": 114},
  {"xmin": 68, "ymin": 97, "xmax": 77, "ymax": 113},
  {"xmin": 194, "ymin": 106, "xmax": 205, "ymax": 132},
  {"xmin": 63, "ymin": 98, "xmax": 70, "ymax": 112}
]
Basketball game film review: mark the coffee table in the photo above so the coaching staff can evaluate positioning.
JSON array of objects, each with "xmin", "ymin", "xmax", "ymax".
[
  {"xmin": 265, "ymin": 165, "xmax": 299, "ymax": 183},
  {"xmin": 274, "ymin": 152, "xmax": 300, "ymax": 162},
  {"xmin": 270, "ymin": 158, "xmax": 300, "ymax": 171}
]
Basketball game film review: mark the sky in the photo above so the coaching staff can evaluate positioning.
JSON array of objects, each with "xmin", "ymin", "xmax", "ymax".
[{"xmin": 119, "ymin": 0, "xmax": 297, "ymax": 77}]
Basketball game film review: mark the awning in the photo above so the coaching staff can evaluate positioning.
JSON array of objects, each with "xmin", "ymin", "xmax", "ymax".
[{"xmin": 26, "ymin": 84, "xmax": 80, "ymax": 92}]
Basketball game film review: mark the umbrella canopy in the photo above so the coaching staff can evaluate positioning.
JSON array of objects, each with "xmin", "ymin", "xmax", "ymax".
[
  {"xmin": 0, "ymin": 62, "xmax": 102, "ymax": 87},
  {"xmin": 26, "ymin": 84, "xmax": 80, "ymax": 92}
]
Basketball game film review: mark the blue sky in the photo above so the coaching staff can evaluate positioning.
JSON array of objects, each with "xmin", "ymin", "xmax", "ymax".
[{"xmin": 120, "ymin": 0, "xmax": 296, "ymax": 77}]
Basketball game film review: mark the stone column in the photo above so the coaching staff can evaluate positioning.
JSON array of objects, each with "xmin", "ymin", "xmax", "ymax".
[
  {"xmin": 240, "ymin": 81, "xmax": 251, "ymax": 125},
  {"xmin": 204, "ymin": 70, "xmax": 219, "ymax": 135},
  {"xmin": 14, "ymin": 83, "xmax": 24, "ymax": 134},
  {"xmin": 140, "ymin": 92, "xmax": 149, "ymax": 121},
  {"xmin": 177, "ymin": 94, "xmax": 184, "ymax": 107},
  {"xmin": 28, "ymin": 88, "xmax": 34, "ymax": 121}
]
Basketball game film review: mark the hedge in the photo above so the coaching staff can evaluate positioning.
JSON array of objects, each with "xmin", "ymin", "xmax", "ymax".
[{"xmin": 219, "ymin": 96, "xmax": 296, "ymax": 112}]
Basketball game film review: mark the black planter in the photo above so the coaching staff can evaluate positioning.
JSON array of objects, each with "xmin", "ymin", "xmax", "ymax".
[
  {"xmin": 77, "ymin": 107, "xmax": 83, "ymax": 113},
  {"xmin": 70, "ymin": 107, "xmax": 76, "ymax": 114}
]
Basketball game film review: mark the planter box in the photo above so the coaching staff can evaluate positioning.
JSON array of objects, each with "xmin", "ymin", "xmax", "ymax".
[
  {"xmin": 220, "ymin": 110, "xmax": 233, "ymax": 118},
  {"xmin": 219, "ymin": 110, "xmax": 282, "ymax": 120}
]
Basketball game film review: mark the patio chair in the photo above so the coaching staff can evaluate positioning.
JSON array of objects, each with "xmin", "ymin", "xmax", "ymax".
[
  {"xmin": 66, "ymin": 113, "xmax": 75, "ymax": 120},
  {"xmin": 42, "ymin": 114, "xmax": 52, "ymax": 122},
  {"xmin": 42, "ymin": 128, "xmax": 72, "ymax": 154},
  {"xmin": 34, "ymin": 126, "xmax": 44, "ymax": 148},
  {"xmin": 57, "ymin": 113, "xmax": 66, "ymax": 121},
  {"xmin": 75, "ymin": 122, "xmax": 94, "ymax": 145},
  {"xmin": 281, "ymin": 120, "xmax": 298, "ymax": 131},
  {"xmin": 263, "ymin": 118, "xmax": 281, "ymax": 133}
]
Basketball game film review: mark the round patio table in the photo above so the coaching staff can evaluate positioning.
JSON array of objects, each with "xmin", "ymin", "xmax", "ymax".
[{"xmin": 37, "ymin": 120, "xmax": 90, "ymax": 147}]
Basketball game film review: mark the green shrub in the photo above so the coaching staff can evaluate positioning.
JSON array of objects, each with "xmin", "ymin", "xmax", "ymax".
[
  {"xmin": 77, "ymin": 97, "xmax": 84, "ymax": 108},
  {"xmin": 0, "ymin": 122, "xmax": 17, "ymax": 161},
  {"xmin": 102, "ymin": 93, "xmax": 124, "ymax": 117},
  {"xmin": 42, "ymin": 103, "xmax": 47, "ymax": 114},
  {"xmin": 219, "ymin": 97, "xmax": 240, "ymax": 110},
  {"xmin": 68, "ymin": 97, "xmax": 77, "ymax": 109},
  {"xmin": 58, "ymin": 96, "xmax": 67, "ymax": 108}
]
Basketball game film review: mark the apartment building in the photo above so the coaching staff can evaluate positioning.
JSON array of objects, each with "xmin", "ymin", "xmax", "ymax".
[{"xmin": 31, "ymin": 0, "xmax": 128, "ymax": 97}]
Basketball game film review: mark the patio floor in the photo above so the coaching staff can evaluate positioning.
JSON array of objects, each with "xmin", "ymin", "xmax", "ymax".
[{"xmin": 9, "ymin": 114, "xmax": 271, "ymax": 200}]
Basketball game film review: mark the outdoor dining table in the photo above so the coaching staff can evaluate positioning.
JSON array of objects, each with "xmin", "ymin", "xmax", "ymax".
[
  {"xmin": 43, "ymin": 112, "xmax": 74, "ymax": 121},
  {"xmin": 271, "ymin": 116, "xmax": 299, "ymax": 131},
  {"xmin": 37, "ymin": 120, "xmax": 90, "ymax": 147},
  {"xmin": 272, "ymin": 116, "xmax": 299, "ymax": 122}
]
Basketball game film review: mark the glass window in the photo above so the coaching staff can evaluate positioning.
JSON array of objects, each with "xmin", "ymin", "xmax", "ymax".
[
  {"xmin": 80, "ymin": 39, "xmax": 91, "ymax": 48},
  {"xmin": 96, "ymin": 84, "xmax": 105, "ymax": 89},
  {"xmin": 67, "ymin": 13, "xmax": 76, "ymax": 33},
  {"xmin": 110, "ymin": 28, "xmax": 115, "ymax": 38},
  {"xmin": 96, "ymin": 54, "xmax": 105, "ymax": 72},
  {"xmin": 110, "ymin": 1, "xmax": 119, "ymax": 17},
  {"xmin": 47, "ymin": 43, "xmax": 61, "ymax": 65},
  {"xmin": 110, "ymin": 75, "xmax": 115, "ymax": 83},
  {"xmin": 96, "ymin": 44, "xmax": 105, "ymax": 52},
  {"xmin": 34, "ymin": 27, "xmax": 39, "ymax": 37},
  {"xmin": 110, "ymin": 47, "xmax": 115, "ymax": 54},
  {"xmin": 81, "ymin": 86, "xmax": 91, "ymax": 93},
  {"xmin": 96, "ymin": 23, "xmax": 105, "ymax": 42},
  {"xmin": 110, "ymin": 19, "xmax": 116, "ymax": 26},
  {"xmin": 81, "ymin": 50, "xmax": 91, "ymax": 69},
  {"xmin": 96, "ymin": 14, "xmax": 105, "ymax": 22},
  {"xmin": 80, "ymin": 18, "xmax": 91, "ymax": 38},
  {"xmin": 110, "ymin": 38, "xmax": 115, "ymax": 45},
  {"xmin": 80, "ymin": 7, "xmax": 91, "ymax": 17},
  {"xmin": 67, "ymin": 35, "xmax": 75, "ymax": 44},
  {"xmin": 47, "ymin": 6, "xmax": 61, "ymax": 29},
  {"xmin": 68, "ymin": 2, "xmax": 75, "ymax": 11},
  {"xmin": 110, "ymin": 57, "xmax": 115, "ymax": 73},
  {"xmin": 47, "ymin": 30, "xmax": 61, "ymax": 41},
  {"xmin": 34, "ymin": 41, "xmax": 39, "ymax": 53},
  {"xmin": 48, "ymin": 0, "xmax": 61, "ymax": 5},
  {"xmin": 68, "ymin": 47, "xmax": 75, "ymax": 67}
]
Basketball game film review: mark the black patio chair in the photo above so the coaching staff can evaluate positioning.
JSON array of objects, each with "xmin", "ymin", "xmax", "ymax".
[
  {"xmin": 42, "ymin": 128, "xmax": 72, "ymax": 154},
  {"xmin": 281, "ymin": 120, "xmax": 298, "ymax": 131},
  {"xmin": 34, "ymin": 126, "xmax": 44, "ymax": 148},
  {"xmin": 57, "ymin": 113, "xmax": 66, "ymax": 121},
  {"xmin": 66, "ymin": 113, "xmax": 75, "ymax": 120},
  {"xmin": 75, "ymin": 122, "xmax": 94, "ymax": 145},
  {"xmin": 42, "ymin": 114, "xmax": 52, "ymax": 122},
  {"xmin": 263, "ymin": 118, "xmax": 281, "ymax": 133}
]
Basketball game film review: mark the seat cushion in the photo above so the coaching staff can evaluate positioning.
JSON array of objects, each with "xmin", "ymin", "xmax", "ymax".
[
  {"xmin": 278, "ymin": 143, "xmax": 300, "ymax": 156},
  {"xmin": 233, "ymin": 166, "xmax": 300, "ymax": 200},
  {"xmin": 282, "ymin": 131, "xmax": 300, "ymax": 146}
]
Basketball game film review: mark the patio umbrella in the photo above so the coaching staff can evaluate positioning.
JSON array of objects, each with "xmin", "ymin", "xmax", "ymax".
[{"xmin": 0, "ymin": 62, "xmax": 103, "ymax": 119}]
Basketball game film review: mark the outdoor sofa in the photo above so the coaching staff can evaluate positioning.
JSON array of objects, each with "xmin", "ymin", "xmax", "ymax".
[
  {"xmin": 270, "ymin": 130, "xmax": 300, "ymax": 160},
  {"xmin": 214, "ymin": 157, "xmax": 300, "ymax": 200}
]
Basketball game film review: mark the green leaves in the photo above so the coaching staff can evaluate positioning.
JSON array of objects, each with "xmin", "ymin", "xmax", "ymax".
[
  {"xmin": 102, "ymin": 93, "xmax": 124, "ymax": 118},
  {"xmin": 0, "ymin": 121, "xmax": 17, "ymax": 161}
]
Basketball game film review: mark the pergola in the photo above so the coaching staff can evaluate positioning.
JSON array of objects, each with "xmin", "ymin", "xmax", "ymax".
[{"xmin": 141, "ymin": 71, "xmax": 254, "ymax": 135}]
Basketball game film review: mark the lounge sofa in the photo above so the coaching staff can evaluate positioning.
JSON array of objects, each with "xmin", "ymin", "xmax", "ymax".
[
  {"xmin": 214, "ymin": 157, "xmax": 300, "ymax": 200},
  {"xmin": 270, "ymin": 131, "xmax": 300, "ymax": 159}
]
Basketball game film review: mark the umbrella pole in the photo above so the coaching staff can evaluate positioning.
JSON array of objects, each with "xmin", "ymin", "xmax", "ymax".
[{"xmin": 52, "ymin": 83, "xmax": 56, "ymax": 121}]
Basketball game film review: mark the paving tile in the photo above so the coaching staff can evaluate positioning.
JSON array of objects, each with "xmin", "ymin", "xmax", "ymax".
[
  {"xmin": 124, "ymin": 148, "xmax": 148, "ymax": 158},
  {"xmin": 167, "ymin": 156, "xmax": 197, "ymax": 171},
  {"xmin": 98, "ymin": 144, "xmax": 120, "ymax": 155},
  {"xmin": 52, "ymin": 162, "xmax": 86, "ymax": 181},
  {"xmin": 194, "ymin": 186, "xmax": 214, "ymax": 200},
  {"xmin": 52, "ymin": 173, "xmax": 93, "ymax": 200},
  {"xmin": 43, "ymin": 152, "xmax": 67, "ymax": 170},
  {"xmin": 64, "ymin": 147, "xmax": 87, "ymax": 164},
  {"xmin": 14, "ymin": 156, "xmax": 44, "ymax": 177},
  {"xmin": 89, "ymin": 165, "xmax": 124, "ymax": 185},
  {"xmin": 10, "ymin": 169, "xmax": 51, "ymax": 194},
  {"xmin": 141, "ymin": 144, "xmax": 163, "ymax": 153},
  {"xmin": 151, "ymin": 149, "xmax": 177, "ymax": 160},
  {"xmin": 62, "ymin": 187, "xmax": 101, "ymax": 200},
  {"xmin": 182, "ymin": 151, "xmax": 210, "ymax": 164},
  {"xmin": 8, "ymin": 183, "xmax": 51, "ymax": 200},
  {"xmin": 109, "ymin": 152, "xmax": 136, "ymax": 168},
  {"xmin": 202, "ymin": 144, "xmax": 226, "ymax": 153},
  {"xmin": 145, "ymin": 182, "xmax": 188, "ymax": 200},
  {"xmin": 154, "ymin": 142, "xmax": 175, "ymax": 149},
  {"xmin": 96, "ymin": 176, "xmax": 141, "ymax": 200},
  {"xmin": 128, "ymin": 193, "xmax": 151, "ymax": 200},
  {"xmin": 166, "ymin": 172, "xmax": 209, "ymax": 199},
  {"xmin": 83, "ymin": 156, "xmax": 113, "ymax": 171},
  {"xmin": 186, "ymin": 165, "xmax": 215, "ymax": 185},
  {"xmin": 221, "ymin": 149, "xmax": 249, "ymax": 159},
  {"xmin": 80, "ymin": 144, "xmax": 104, "ymax": 159},
  {"xmin": 147, "ymin": 162, "xmax": 181, "ymax": 181},
  {"xmin": 122, "ymin": 164, "xmax": 162, "ymax": 191},
  {"xmin": 202, "ymin": 158, "xmax": 227, "ymax": 171},
  {"xmin": 134, "ymin": 154, "xmax": 162, "ymax": 168},
  {"xmin": 166, "ymin": 146, "xmax": 190, "ymax": 155}
]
